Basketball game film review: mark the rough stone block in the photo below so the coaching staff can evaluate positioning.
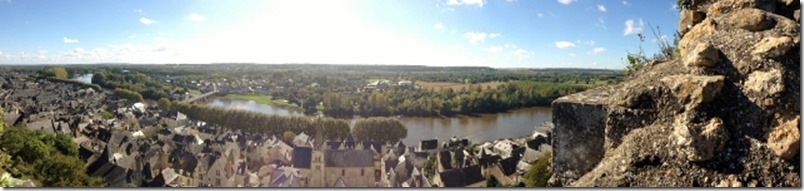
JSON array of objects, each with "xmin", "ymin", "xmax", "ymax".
[{"xmin": 551, "ymin": 86, "xmax": 612, "ymax": 180}]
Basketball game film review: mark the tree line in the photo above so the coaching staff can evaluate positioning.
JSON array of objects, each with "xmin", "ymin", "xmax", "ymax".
[
  {"xmin": 321, "ymin": 81, "xmax": 589, "ymax": 118},
  {"xmin": 170, "ymin": 102, "xmax": 407, "ymax": 143},
  {"xmin": 92, "ymin": 70, "xmax": 177, "ymax": 101}
]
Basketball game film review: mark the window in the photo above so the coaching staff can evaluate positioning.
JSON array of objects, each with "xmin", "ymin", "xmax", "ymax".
[
  {"xmin": 342, "ymin": 169, "xmax": 345, "ymax": 176},
  {"xmin": 361, "ymin": 169, "xmax": 364, "ymax": 176}
]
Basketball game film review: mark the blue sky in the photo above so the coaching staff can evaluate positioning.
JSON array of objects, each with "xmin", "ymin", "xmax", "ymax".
[{"xmin": 0, "ymin": 0, "xmax": 681, "ymax": 69}]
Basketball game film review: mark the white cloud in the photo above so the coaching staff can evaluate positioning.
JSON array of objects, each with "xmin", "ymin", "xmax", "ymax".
[
  {"xmin": 489, "ymin": 33, "xmax": 501, "ymax": 38},
  {"xmin": 485, "ymin": 46, "xmax": 503, "ymax": 53},
  {"xmin": 74, "ymin": 48, "xmax": 85, "ymax": 53},
  {"xmin": 447, "ymin": 0, "xmax": 486, "ymax": 7},
  {"xmin": 38, "ymin": 49, "xmax": 48, "ymax": 54},
  {"xmin": 622, "ymin": 1, "xmax": 629, "ymax": 6},
  {"xmin": 558, "ymin": 0, "xmax": 576, "ymax": 5},
  {"xmin": 597, "ymin": 5, "xmax": 607, "ymax": 12},
  {"xmin": 623, "ymin": 18, "xmax": 644, "ymax": 36},
  {"xmin": 189, "ymin": 13, "xmax": 205, "ymax": 22},
  {"xmin": 464, "ymin": 32, "xmax": 489, "ymax": 44},
  {"xmin": 554, "ymin": 41, "xmax": 576, "ymax": 49},
  {"xmin": 569, "ymin": 53, "xmax": 576, "ymax": 57},
  {"xmin": 584, "ymin": 40, "xmax": 596, "ymax": 46},
  {"xmin": 589, "ymin": 47, "xmax": 606, "ymax": 54},
  {"xmin": 537, "ymin": 13, "xmax": 544, "ymax": 18},
  {"xmin": 139, "ymin": 17, "xmax": 157, "ymax": 25},
  {"xmin": 63, "ymin": 37, "xmax": 79, "ymax": 44},
  {"xmin": 594, "ymin": 17, "xmax": 607, "ymax": 29},
  {"xmin": 435, "ymin": 23, "xmax": 444, "ymax": 31},
  {"xmin": 133, "ymin": 9, "xmax": 142, "ymax": 13}
]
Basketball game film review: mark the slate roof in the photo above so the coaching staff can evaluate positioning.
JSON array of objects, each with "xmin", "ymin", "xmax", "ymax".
[
  {"xmin": 394, "ymin": 157, "xmax": 414, "ymax": 185},
  {"xmin": 479, "ymin": 155, "xmax": 502, "ymax": 168},
  {"xmin": 292, "ymin": 147, "xmax": 312, "ymax": 169},
  {"xmin": 177, "ymin": 155, "xmax": 199, "ymax": 175},
  {"xmin": 438, "ymin": 151, "xmax": 453, "ymax": 170},
  {"xmin": 499, "ymin": 157, "xmax": 518, "ymax": 176},
  {"xmin": 172, "ymin": 134, "xmax": 195, "ymax": 144},
  {"xmin": 438, "ymin": 165, "xmax": 484, "ymax": 187},
  {"xmin": 361, "ymin": 141, "xmax": 383, "ymax": 152},
  {"xmin": 324, "ymin": 150, "xmax": 373, "ymax": 167},
  {"xmin": 510, "ymin": 147, "xmax": 526, "ymax": 162},
  {"xmin": 420, "ymin": 139, "xmax": 438, "ymax": 150},
  {"xmin": 527, "ymin": 136, "xmax": 548, "ymax": 150}
]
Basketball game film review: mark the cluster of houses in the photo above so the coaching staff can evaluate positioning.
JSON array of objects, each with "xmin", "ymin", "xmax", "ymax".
[
  {"xmin": 170, "ymin": 78, "xmax": 309, "ymax": 96},
  {"xmin": 361, "ymin": 79, "xmax": 414, "ymax": 93},
  {"xmin": 0, "ymin": 72, "xmax": 552, "ymax": 187}
]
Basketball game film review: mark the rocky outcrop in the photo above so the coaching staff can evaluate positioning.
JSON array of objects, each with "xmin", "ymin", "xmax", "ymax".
[{"xmin": 550, "ymin": 0, "xmax": 800, "ymax": 187}]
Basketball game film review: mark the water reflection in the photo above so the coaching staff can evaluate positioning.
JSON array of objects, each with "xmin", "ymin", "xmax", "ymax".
[{"xmin": 208, "ymin": 97, "xmax": 552, "ymax": 145}]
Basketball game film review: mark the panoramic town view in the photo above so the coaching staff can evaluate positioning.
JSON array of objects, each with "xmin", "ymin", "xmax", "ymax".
[{"xmin": 0, "ymin": 0, "xmax": 801, "ymax": 188}]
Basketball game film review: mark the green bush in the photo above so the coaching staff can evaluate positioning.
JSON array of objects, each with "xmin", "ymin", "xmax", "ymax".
[
  {"xmin": 523, "ymin": 151, "xmax": 552, "ymax": 187},
  {"xmin": 113, "ymin": 88, "xmax": 144, "ymax": 102},
  {"xmin": 45, "ymin": 67, "xmax": 68, "ymax": 79},
  {"xmin": 0, "ymin": 127, "xmax": 104, "ymax": 187}
]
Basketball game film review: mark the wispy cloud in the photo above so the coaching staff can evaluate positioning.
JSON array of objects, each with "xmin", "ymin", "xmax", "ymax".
[
  {"xmin": 133, "ymin": 9, "xmax": 142, "ymax": 13},
  {"xmin": 555, "ymin": 41, "xmax": 576, "ymax": 49},
  {"xmin": 139, "ymin": 17, "xmax": 157, "ymax": 25},
  {"xmin": 447, "ymin": 0, "xmax": 486, "ymax": 7},
  {"xmin": 189, "ymin": 13, "xmax": 205, "ymax": 22},
  {"xmin": 597, "ymin": 4, "xmax": 607, "ymax": 12},
  {"xmin": 589, "ymin": 47, "xmax": 606, "ymax": 54},
  {"xmin": 622, "ymin": 1, "xmax": 629, "ymax": 6},
  {"xmin": 464, "ymin": 32, "xmax": 500, "ymax": 44},
  {"xmin": 537, "ymin": 13, "xmax": 544, "ymax": 18},
  {"xmin": 594, "ymin": 17, "xmax": 606, "ymax": 29},
  {"xmin": 623, "ymin": 18, "xmax": 644, "ymax": 36},
  {"xmin": 63, "ymin": 37, "xmax": 79, "ymax": 44},
  {"xmin": 557, "ymin": 0, "xmax": 576, "ymax": 5}
]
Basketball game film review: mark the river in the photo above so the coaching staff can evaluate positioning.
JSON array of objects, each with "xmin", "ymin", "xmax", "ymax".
[
  {"xmin": 71, "ymin": 73, "xmax": 93, "ymax": 84},
  {"xmin": 208, "ymin": 97, "xmax": 552, "ymax": 146}
]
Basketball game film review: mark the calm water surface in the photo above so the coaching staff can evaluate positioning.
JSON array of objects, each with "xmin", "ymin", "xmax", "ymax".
[
  {"xmin": 71, "ymin": 73, "xmax": 93, "ymax": 84},
  {"xmin": 208, "ymin": 97, "xmax": 552, "ymax": 145}
]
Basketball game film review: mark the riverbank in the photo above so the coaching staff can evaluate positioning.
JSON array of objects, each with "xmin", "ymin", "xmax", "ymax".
[{"xmin": 222, "ymin": 93, "xmax": 303, "ymax": 112}]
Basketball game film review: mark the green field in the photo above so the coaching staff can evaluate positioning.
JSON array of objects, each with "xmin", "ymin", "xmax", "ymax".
[{"xmin": 224, "ymin": 94, "xmax": 302, "ymax": 111}]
